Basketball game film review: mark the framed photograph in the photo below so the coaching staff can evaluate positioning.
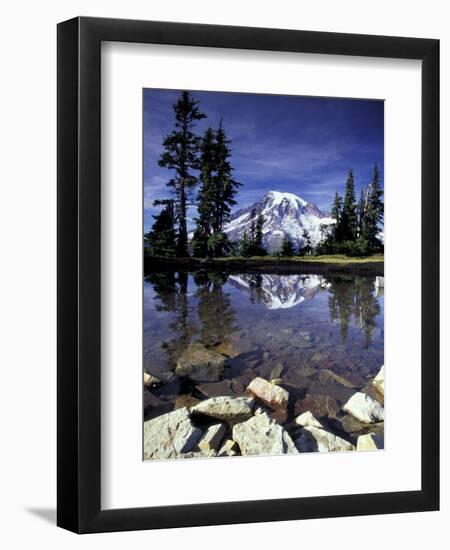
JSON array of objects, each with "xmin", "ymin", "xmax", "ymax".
[{"xmin": 57, "ymin": 17, "xmax": 439, "ymax": 533}]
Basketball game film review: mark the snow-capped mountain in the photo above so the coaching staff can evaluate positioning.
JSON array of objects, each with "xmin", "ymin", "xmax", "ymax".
[
  {"xmin": 224, "ymin": 191, "xmax": 335, "ymax": 253},
  {"xmin": 228, "ymin": 273, "xmax": 328, "ymax": 309}
]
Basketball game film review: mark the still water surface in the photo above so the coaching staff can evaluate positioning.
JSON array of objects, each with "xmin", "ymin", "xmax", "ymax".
[{"xmin": 143, "ymin": 271, "xmax": 384, "ymax": 423}]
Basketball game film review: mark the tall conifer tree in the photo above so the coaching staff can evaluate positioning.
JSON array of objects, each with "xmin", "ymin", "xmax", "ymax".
[
  {"xmin": 158, "ymin": 91, "xmax": 206, "ymax": 256},
  {"xmin": 340, "ymin": 169, "xmax": 358, "ymax": 241}
]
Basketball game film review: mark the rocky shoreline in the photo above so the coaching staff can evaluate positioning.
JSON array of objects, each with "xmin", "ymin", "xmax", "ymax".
[{"xmin": 143, "ymin": 341, "xmax": 385, "ymax": 460}]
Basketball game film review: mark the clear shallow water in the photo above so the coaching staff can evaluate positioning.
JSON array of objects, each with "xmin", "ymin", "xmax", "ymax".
[{"xmin": 143, "ymin": 270, "xmax": 384, "ymax": 426}]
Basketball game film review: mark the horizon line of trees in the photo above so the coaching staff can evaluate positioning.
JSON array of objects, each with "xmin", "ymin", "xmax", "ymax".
[
  {"xmin": 316, "ymin": 164, "xmax": 384, "ymax": 257},
  {"xmin": 144, "ymin": 91, "xmax": 383, "ymax": 259}
]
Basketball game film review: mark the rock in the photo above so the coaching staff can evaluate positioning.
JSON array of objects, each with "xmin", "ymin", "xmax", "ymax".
[
  {"xmin": 295, "ymin": 426, "xmax": 355, "ymax": 453},
  {"xmin": 270, "ymin": 408, "xmax": 289, "ymax": 424},
  {"xmin": 357, "ymin": 432, "xmax": 384, "ymax": 451},
  {"xmin": 270, "ymin": 362, "xmax": 284, "ymax": 379},
  {"xmin": 247, "ymin": 377, "xmax": 289, "ymax": 411},
  {"xmin": 212, "ymin": 341, "xmax": 240, "ymax": 358},
  {"xmin": 297, "ymin": 366, "xmax": 317, "ymax": 377},
  {"xmin": 191, "ymin": 396, "xmax": 254, "ymax": 424},
  {"xmin": 143, "ymin": 390, "xmax": 164, "ymax": 411},
  {"xmin": 295, "ymin": 393, "xmax": 339, "ymax": 419},
  {"xmin": 143, "ymin": 407, "xmax": 202, "ymax": 460},
  {"xmin": 174, "ymin": 394, "xmax": 200, "ymax": 410},
  {"xmin": 144, "ymin": 371, "xmax": 162, "ymax": 387},
  {"xmin": 175, "ymin": 342, "xmax": 227, "ymax": 382},
  {"xmin": 319, "ymin": 369, "xmax": 357, "ymax": 389},
  {"xmin": 181, "ymin": 450, "xmax": 217, "ymax": 459},
  {"xmin": 295, "ymin": 410, "xmax": 323, "ymax": 429},
  {"xmin": 218, "ymin": 439, "xmax": 238, "ymax": 457},
  {"xmin": 340, "ymin": 415, "xmax": 384, "ymax": 437},
  {"xmin": 343, "ymin": 392, "xmax": 384, "ymax": 423},
  {"xmin": 372, "ymin": 365, "xmax": 385, "ymax": 400},
  {"xmin": 270, "ymin": 378, "xmax": 283, "ymax": 386},
  {"xmin": 198, "ymin": 423, "xmax": 226, "ymax": 453},
  {"xmin": 232, "ymin": 412, "xmax": 298, "ymax": 456},
  {"xmin": 197, "ymin": 380, "xmax": 235, "ymax": 398},
  {"xmin": 308, "ymin": 380, "xmax": 355, "ymax": 404}
]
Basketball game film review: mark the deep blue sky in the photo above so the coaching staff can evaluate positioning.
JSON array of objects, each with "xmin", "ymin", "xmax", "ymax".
[{"xmin": 144, "ymin": 88, "xmax": 384, "ymax": 232}]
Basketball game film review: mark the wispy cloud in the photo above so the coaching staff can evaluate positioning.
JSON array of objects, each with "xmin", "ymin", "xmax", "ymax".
[{"xmin": 143, "ymin": 89, "xmax": 384, "ymax": 223}]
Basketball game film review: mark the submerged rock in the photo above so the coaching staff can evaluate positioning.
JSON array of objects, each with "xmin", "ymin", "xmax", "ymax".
[
  {"xmin": 212, "ymin": 341, "xmax": 240, "ymax": 358},
  {"xmin": 175, "ymin": 342, "xmax": 227, "ymax": 382},
  {"xmin": 356, "ymin": 432, "xmax": 384, "ymax": 451},
  {"xmin": 343, "ymin": 392, "xmax": 384, "ymax": 423},
  {"xmin": 295, "ymin": 393, "xmax": 339, "ymax": 419},
  {"xmin": 173, "ymin": 394, "xmax": 200, "ymax": 410},
  {"xmin": 191, "ymin": 396, "xmax": 254, "ymax": 424},
  {"xmin": 295, "ymin": 426, "xmax": 355, "ymax": 453},
  {"xmin": 318, "ymin": 369, "xmax": 357, "ymax": 389},
  {"xmin": 143, "ymin": 407, "xmax": 202, "ymax": 460},
  {"xmin": 232, "ymin": 412, "xmax": 298, "ymax": 456},
  {"xmin": 270, "ymin": 362, "xmax": 284, "ymax": 380},
  {"xmin": 340, "ymin": 415, "xmax": 384, "ymax": 437},
  {"xmin": 197, "ymin": 380, "xmax": 235, "ymax": 398},
  {"xmin": 247, "ymin": 377, "xmax": 289, "ymax": 411},
  {"xmin": 198, "ymin": 423, "xmax": 226, "ymax": 453}
]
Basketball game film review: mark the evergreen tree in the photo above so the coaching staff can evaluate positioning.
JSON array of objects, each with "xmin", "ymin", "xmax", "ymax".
[
  {"xmin": 340, "ymin": 170, "xmax": 358, "ymax": 241},
  {"xmin": 280, "ymin": 234, "xmax": 295, "ymax": 257},
  {"xmin": 252, "ymin": 213, "xmax": 267, "ymax": 256},
  {"xmin": 192, "ymin": 127, "xmax": 215, "ymax": 257},
  {"xmin": 144, "ymin": 199, "xmax": 176, "ymax": 258},
  {"xmin": 365, "ymin": 162, "xmax": 384, "ymax": 250},
  {"xmin": 301, "ymin": 229, "xmax": 313, "ymax": 255},
  {"xmin": 193, "ymin": 121, "xmax": 240, "ymax": 257},
  {"xmin": 331, "ymin": 192, "xmax": 343, "ymax": 241},
  {"xmin": 240, "ymin": 231, "xmax": 251, "ymax": 258},
  {"xmin": 158, "ymin": 91, "xmax": 206, "ymax": 257},
  {"xmin": 210, "ymin": 120, "xmax": 241, "ymax": 256},
  {"xmin": 357, "ymin": 188, "xmax": 367, "ymax": 237}
]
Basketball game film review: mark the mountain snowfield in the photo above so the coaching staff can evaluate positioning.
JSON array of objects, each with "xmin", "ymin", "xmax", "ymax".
[{"xmin": 223, "ymin": 190, "xmax": 335, "ymax": 253}]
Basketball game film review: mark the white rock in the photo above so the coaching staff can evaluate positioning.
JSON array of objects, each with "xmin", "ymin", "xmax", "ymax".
[
  {"xmin": 357, "ymin": 433, "xmax": 384, "ymax": 451},
  {"xmin": 217, "ymin": 439, "xmax": 238, "ymax": 457},
  {"xmin": 144, "ymin": 407, "xmax": 202, "ymax": 460},
  {"xmin": 247, "ymin": 376, "xmax": 289, "ymax": 410},
  {"xmin": 232, "ymin": 412, "xmax": 298, "ymax": 456},
  {"xmin": 198, "ymin": 423, "xmax": 226, "ymax": 453},
  {"xmin": 191, "ymin": 396, "xmax": 254, "ymax": 424},
  {"xmin": 343, "ymin": 392, "xmax": 384, "ymax": 423},
  {"xmin": 372, "ymin": 365, "xmax": 385, "ymax": 399},
  {"xmin": 295, "ymin": 411, "xmax": 323, "ymax": 429},
  {"xmin": 295, "ymin": 426, "xmax": 355, "ymax": 453},
  {"xmin": 144, "ymin": 371, "xmax": 161, "ymax": 387}
]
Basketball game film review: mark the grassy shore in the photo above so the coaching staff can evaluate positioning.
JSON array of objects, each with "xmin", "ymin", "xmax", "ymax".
[
  {"xmin": 144, "ymin": 254, "xmax": 384, "ymax": 275},
  {"xmin": 210, "ymin": 254, "xmax": 384, "ymax": 264}
]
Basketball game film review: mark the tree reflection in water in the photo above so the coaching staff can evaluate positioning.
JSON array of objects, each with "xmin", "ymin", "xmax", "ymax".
[
  {"xmin": 193, "ymin": 271, "xmax": 239, "ymax": 346},
  {"xmin": 327, "ymin": 275, "xmax": 381, "ymax": 347}
]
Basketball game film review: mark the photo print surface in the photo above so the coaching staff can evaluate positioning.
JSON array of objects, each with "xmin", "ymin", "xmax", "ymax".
[{"xmin": 143, "ymin": 89, "xmax": 384, "ymax": 461}]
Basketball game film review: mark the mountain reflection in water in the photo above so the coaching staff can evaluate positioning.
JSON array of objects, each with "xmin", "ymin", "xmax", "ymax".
[{"xmin": 144, "ymin": 271, "xmax": 383, "ymax": 392}]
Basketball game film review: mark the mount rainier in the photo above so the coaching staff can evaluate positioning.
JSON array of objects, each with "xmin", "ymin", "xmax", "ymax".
[{"xmin": 223, "ymin": 191, "xmax": 335, "ymax": 253}]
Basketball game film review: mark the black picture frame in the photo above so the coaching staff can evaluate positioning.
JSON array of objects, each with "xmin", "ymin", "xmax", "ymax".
[{"xmin": 57, "ymin": 16, "xmax": 439, "ymax": 533}]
